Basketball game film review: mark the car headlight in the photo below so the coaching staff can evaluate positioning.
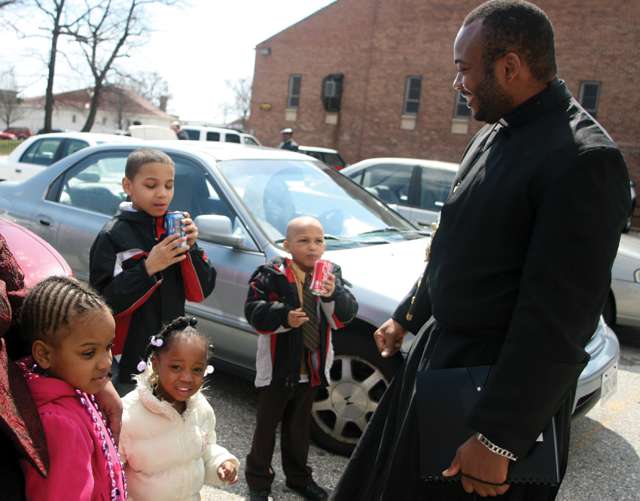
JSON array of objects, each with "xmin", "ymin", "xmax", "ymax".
[{"xmin": 635, "ymin": 269, "xmax": 640, "ymax": 283}]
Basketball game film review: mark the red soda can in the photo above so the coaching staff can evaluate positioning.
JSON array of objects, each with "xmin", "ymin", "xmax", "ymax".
[{"xmin": 310, "ymin": 260, "xmax": 333, "ymax": 296}]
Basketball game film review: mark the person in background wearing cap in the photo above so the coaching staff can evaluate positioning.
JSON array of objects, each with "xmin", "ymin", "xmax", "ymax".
[
  {"xmin": 171, "ymin": 121, "xmax": 189, "ymax": 140},
  {"xmin": 279, "ymin": 127, "xmax": 299, "ymax": 151}
]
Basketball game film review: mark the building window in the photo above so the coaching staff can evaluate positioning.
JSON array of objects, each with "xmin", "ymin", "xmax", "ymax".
[
  {"xmin": 102, "ymin": 116, "xmax": 107, "ymax": 125},
  {"xmin": 72, "ymin": 114, "xmax": 77, "ymax": 123},
  {"xmin": 287, "ymin": 74, "xmax": 302, "ymax": 108},
  {"xmin": 579, "ymin": 81, "xmax": 600, "ymax": 117},
  {"xmin": 403, "ymin": 76, "xmax": 422, "ymax": 115},
  {"xmin": 453, "ymin": 91, "xmax": 471, "ymax": 118}
]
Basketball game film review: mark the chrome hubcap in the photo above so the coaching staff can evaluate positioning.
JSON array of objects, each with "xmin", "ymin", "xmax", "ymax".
[{"xmin": 312, "ymin": 355, "xmax": 389, "ymax": 445}]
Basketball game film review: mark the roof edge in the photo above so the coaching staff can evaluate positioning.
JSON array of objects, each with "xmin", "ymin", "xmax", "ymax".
[{"xmin": 255, "ymin": 1, "xmax": 338, "ymax": 48}]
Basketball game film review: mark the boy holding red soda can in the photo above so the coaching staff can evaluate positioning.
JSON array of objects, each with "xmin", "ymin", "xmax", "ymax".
[{"xmin": 244, "ymin": 216, "xmax": 358, "ymax": 501}]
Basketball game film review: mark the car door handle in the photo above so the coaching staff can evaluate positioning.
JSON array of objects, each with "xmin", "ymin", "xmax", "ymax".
[
  {"xmin": 14, "ymin": 168, "xmax": 22, "ymax": 173},
  {"xmin": 39, "ymin": 217, "xmax": 52, "ymax": 226}
]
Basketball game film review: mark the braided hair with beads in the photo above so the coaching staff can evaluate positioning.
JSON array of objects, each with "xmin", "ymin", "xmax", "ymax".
[{"xmin": 20, "ymin": 275, "xmax": 110, "ymax": 345}]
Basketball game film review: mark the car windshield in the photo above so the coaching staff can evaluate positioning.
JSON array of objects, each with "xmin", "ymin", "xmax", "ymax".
[{"xmin": 218, "ymin": 159, "xmax": 422, "ymax": 248}]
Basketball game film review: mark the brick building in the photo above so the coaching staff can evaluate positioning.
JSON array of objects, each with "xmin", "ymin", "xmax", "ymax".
[{"xmin": 248, "ymin": 0, "xmax": 639, "ymax": 227}]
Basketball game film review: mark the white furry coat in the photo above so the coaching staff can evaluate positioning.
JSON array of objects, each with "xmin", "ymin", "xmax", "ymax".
[{"xmin": 119, "ymin": 374, "xmax": 239, "ymax": 501}]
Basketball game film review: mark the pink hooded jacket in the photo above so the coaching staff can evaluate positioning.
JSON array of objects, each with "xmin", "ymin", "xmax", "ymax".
[{"xmin": 19, "ymin": 362, "xmax": 126, "ymax": 501}]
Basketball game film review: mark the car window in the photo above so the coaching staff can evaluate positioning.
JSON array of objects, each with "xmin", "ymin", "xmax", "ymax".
[
  {"xmin": 420, "ymin": 167, "xmax": 456, "ymax": 211},
  {"xmin": 361, "ymin": 164, "xmax": 414, "ymax": 206},
  {"xmin": 206, "ymin": 131, "xmax": 220, "ymax": 141},
  {"xmin": 323, "ymin": 153, "xmax": 346, "ymax": 169},
  {"xmin": 62, "ymin": 139, "xmax": 89, "ymax": 157},
  {"xmin": 169, "ymin": 156, "xmax": 237, "ymax": 222},
  {"xmin": 20, "ymin": 138, "xmax": 63, "ymax": 166},
  {"xmin": 219, "ymin": 159, "xmax": 418, "ymax": 247},
  {"xmin": 242, "ymin": 136, "xmax": 259, "ymax": 145},
  {"xmin": 58, "ymin": 152, "xmax": 128, "ymax": 215},
  {"xmin": 224, "ymin": 133, "xmax": 240, "ymax": 144},
  {"xmin": 183, "ymin": 129, "xmax": 200, "ymax": 140}
]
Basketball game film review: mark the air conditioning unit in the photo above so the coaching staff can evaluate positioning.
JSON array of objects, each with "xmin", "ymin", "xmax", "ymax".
[{"xmin": 321, "ymin": 74, "xmax": 344, "ymax": 112}]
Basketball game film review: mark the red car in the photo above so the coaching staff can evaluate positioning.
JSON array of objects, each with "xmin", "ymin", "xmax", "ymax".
[
  {"xmin": 0, "ymin": 217, "xmax": 72, "ymax": 286},
  {"xmin": 0, "ymin": 131, "xmax": 17, "ymax": 140},
  {"xmin": 3, "ymin": 127, "xmax": 31, "ymax": 140}
]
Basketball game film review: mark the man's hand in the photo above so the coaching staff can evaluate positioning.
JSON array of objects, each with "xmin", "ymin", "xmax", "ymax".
[
  {"xmin": 94, "ymin": 381, "xmax": 123, "ymax": 442},
  {"xmin": 318, "ymin": 272, "xmax": 336, "ymax": 298},
  {"xmin": 373, "ymin": 318, "xmax": 406, "ymax": 358},
  {"xmin": 217, "ymin": 460, "xmax": 239, "ymax": 484},
  {"xmin": 181, "ymin": 211, "xmax": 199, "ymax": 248},
  {"xmin": 144, "ymin": 233, "xmax": 187, "ymax": 276},
  {"xmin": 288, "ymin": 308, "xmax": 309, "ymax": 328},
  {"xmin": 442, "ymin": 435, "xmax": 511, "ymax": 497}
]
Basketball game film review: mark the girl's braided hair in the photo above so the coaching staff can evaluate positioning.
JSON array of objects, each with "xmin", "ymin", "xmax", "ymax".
[
  {"xmin": 142, "ymin": 316, "xmax": 214, "ymax": 370},
  {"xmin": 20, "ymin": 276, "xmax": 109, "ymax": 345}
]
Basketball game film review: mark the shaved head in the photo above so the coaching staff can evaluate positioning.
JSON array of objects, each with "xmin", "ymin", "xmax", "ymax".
[{"xmin": 286, "ymin": 216, "xmax": 324, "ymax": 240}]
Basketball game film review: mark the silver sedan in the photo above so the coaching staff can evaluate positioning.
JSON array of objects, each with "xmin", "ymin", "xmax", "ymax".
[{"xmin": 0, "ymin": 140, "xmax": 620, "ymax": 454}]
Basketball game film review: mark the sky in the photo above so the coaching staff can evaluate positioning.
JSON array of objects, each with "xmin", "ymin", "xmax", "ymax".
[{"xmin": 0, "ymin": 0, "xmax": 335, "ymax": 123}]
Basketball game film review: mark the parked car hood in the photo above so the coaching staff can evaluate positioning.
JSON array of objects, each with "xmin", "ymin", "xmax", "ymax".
[
  {"xmin": 0, "ymin": 217, "xmax": 72, "ymax": 287},
  {"xmin": 324, "ymin": 238, "xmax": 429, "ymax": 327}
]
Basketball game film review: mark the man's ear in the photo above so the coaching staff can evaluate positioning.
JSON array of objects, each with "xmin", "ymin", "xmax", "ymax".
[
  {"xmin": 282, "ymin": 239, "xmax": 290, "ymax": 253},
  {"xmin": 502, "ymin": 52, "xmax": 522, "ymax": 81},
  {"xmin": 32, "ymin": 340, "xmax": 53, "ymax": 370}
]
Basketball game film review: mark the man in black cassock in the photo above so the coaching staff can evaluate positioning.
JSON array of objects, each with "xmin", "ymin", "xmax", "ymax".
[{"xmin": 332, "ymin": 1, "xmax": 630, "ymax": 500}]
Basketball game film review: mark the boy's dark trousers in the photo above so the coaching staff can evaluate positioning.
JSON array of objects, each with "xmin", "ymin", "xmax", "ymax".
[{"xmin": 246, "ymin": 381, "xmax": 317, "ymax": 492}]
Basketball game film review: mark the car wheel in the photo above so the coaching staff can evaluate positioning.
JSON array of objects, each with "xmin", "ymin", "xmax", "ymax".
[
  {"xmin": 310, "ymin": 330, "xmax": 401, "ymax": 456},
  {"xmin": 602, "ymin": 292, "xmax": 615, "ymax": 327}
]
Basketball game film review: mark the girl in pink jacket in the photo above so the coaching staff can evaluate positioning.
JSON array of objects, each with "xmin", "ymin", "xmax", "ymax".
[{"xmin": 18, "ymin": 276, "xmax": 126, "ymax": 500}]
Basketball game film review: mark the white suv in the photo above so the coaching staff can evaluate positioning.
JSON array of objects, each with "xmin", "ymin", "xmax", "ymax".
[{"xmin": 181, "ymin": 125, "xmax": 261, "ymax": 146}]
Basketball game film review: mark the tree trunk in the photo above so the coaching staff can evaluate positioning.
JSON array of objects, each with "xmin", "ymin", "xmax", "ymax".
[
  {"xmin": 81, "ymin": 80, "xmax": 102, "ymax": 131},
  {"xmin": 43, "ymin": 0, "xmax": 65, "ymax": 133}
]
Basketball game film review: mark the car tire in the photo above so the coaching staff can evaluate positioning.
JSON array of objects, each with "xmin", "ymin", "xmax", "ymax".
[
  {"xmin": 602, "ymin": 292, "xmax": 615, "ymax": 327},
  {"xmin": 310, "ymin": 329, "xmax": 402, "ymax": 456}
]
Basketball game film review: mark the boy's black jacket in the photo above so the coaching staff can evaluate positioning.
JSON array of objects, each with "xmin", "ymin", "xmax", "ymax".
[
  {"xmin": 89, "ymin": 207, "xmax": 216, "ymax": 382},
  {"xmin": 245, "ymin": 257, "xmax": 358, "ymax": 387}
]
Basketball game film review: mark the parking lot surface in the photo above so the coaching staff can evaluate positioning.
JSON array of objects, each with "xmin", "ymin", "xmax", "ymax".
[{"xmin": 201, "ymin": 327, "xmax": 640, "ymax": 500}]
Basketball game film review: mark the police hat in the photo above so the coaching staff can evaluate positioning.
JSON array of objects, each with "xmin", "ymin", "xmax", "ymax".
[{"xmin": 280, "ymin": 127, "xmax": 293, "ymax": 134}]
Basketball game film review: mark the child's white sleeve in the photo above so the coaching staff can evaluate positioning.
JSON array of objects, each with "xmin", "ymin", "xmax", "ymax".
[{"xmin": 202, "ymin": 405, "xmax": 240, "ymax": 487}]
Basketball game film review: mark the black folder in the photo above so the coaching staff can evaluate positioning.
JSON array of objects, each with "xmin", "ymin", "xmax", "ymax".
[{"xmin": 416, "ymin": 366, "xmax": 560, "ymax": 485}]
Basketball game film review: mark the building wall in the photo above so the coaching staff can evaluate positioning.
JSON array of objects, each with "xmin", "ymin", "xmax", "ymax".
[
  {"xmin": 13, "ymin": 105, "xmax": 171, "ymax": 133},
  {"xmin": 249, "ymin": 0, "xmax": 640, "ymax": 227}
]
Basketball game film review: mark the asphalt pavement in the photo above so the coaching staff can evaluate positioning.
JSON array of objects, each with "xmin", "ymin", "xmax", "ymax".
[{"xmin": 202, "ymin": 327, "xmax": 640, "ymax": 500}]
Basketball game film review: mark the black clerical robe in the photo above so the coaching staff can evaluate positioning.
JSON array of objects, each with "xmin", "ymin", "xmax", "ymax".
[{"xmin": 332, "ymin": 80, "xmax": 630, "ymax": 501}]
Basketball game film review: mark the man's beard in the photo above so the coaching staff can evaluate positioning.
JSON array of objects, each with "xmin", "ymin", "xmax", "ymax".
[{"xmin": 471, "ymin": 68, "xmax": 513, "ymax": 123}]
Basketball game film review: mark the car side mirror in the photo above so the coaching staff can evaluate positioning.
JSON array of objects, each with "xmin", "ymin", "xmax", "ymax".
[{"xmin": 194, "ymin": 214, "xmax": 243, "ymax": 248}]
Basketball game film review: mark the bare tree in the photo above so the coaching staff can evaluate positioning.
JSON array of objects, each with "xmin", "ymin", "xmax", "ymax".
[
  {"xmin": 0, "ymin": 1, "xmax": 22, "ymax": 8},
  {"xmin": 0, "ymin": 68, "xmax": 25, "ymax": 128},
  {"xmin": 74, "ymin": 0, "xmax": 178, "ymax": 132},
  {"xmin": 225, "ymin": 77, "xmax": 252, "ymax": 130},
  {"xmin": 30, "ymin": 1, "xmax": 89, "ymax": 133},
  {"xmin": 125, "ymin": 70, "xmax": 170, "ymax": 109}
]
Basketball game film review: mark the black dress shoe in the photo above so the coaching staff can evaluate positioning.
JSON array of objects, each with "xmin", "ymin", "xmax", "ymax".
[
  {"xmin": 286, "ymin": 479, "xmax": 328, "ymax": 500},
  {"xmin": 248, "ymin": 489, "xmax": 270, "ymax": 501}
]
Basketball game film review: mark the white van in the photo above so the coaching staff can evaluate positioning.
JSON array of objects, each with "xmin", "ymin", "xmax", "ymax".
[{"xmin": 181, "ymin": 125, "xmax": 261, "ymax": 146}]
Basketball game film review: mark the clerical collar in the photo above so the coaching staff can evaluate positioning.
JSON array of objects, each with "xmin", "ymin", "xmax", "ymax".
[{"xmin": 499, "ymin": 78, "xmax": 571, "ymax": 128}]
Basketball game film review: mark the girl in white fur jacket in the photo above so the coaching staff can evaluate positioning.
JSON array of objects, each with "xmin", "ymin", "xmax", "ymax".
[{"xmin": 119, "ymin": 317, "xmax": 239, "ymax": 501}]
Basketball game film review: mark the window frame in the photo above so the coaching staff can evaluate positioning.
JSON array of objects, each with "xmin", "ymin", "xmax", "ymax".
[
  {"xmin": 287, "ymin": 74, "xmax": 302, "ymax": 109},
  {"xmin": 453, "ymin": 91, "xmax": 471, "ymax": 119},
  {"xmin": 403, "ymin": 76, "xmax": 422, "ymax": 116},
  {"xmin": 579, "ymin": 81, "xmax": 601, "ymax": 117}
]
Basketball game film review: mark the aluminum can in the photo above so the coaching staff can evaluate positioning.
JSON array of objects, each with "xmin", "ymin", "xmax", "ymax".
[
  {"xmin": 310, "ymin": 260, "xmax": 333, "ymax": 296},
  {"xmin": 165, "ymin": 211, "xmax": 188, "ymax": 247}
]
